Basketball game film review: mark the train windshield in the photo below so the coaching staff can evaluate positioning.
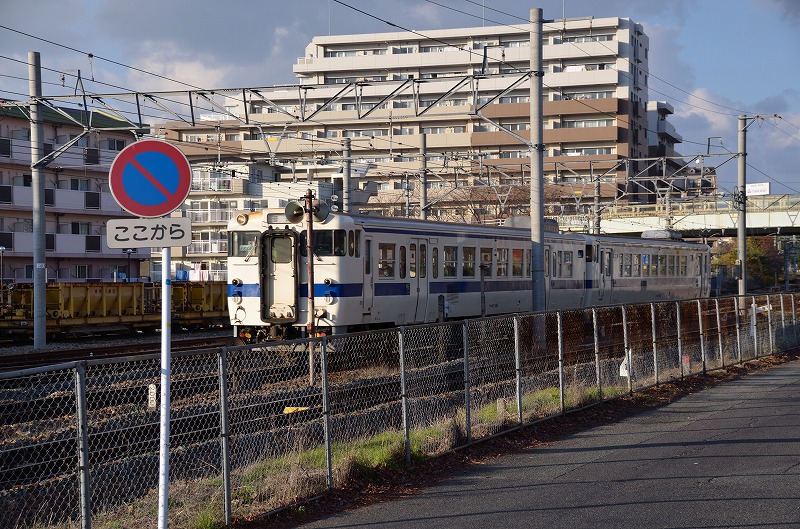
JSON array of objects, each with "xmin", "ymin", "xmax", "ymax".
[
  {"xmin": 229, "ymin": 231, "xmax": 259, "ymax": 258},
  {"xmin": 299, "ymin": 230, "xmax": 347, "ymax": 257}
]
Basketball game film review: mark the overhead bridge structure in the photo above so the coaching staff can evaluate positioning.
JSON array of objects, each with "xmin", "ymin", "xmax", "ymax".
[{"xmin": 551, "ymin": 194, "xmax": 800, "ymax": 238}]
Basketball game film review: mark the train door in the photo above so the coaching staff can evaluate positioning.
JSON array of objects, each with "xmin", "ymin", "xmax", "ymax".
[
  {"xmin": 698, "ymin": 252, "xmax": 709, "ymax": 297},
  {"xmin": 362, "ymin": 236, "xmax": 374, "ymax": 314},
  {"xmin": 598, "ymin": 248, "xmax": 613, "ymax": 302},
  {"xmin": 261, "ymin": 232, "xmax": 298, "ymax": 323},
  {"xmin": 409, "ymin": 238, "xmax": 429, "ymax": 322}
]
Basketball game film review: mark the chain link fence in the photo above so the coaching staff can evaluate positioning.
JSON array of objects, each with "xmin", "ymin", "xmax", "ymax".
[{"xmin": 2, "ymin": 294, "xmax": 799, "ymax": 528}]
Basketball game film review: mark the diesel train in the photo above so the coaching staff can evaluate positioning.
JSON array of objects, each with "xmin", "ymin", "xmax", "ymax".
[{"xmin": 226, "ymin": 208, "xmax": 711, "ymax": 342}]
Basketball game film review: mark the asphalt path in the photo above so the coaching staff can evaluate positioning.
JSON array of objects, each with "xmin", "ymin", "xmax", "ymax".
[{"xmin": 293, "ymin": 360, "xmax": 800, "ymax": 529}]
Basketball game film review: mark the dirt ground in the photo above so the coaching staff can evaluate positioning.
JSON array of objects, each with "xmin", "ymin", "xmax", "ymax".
[{"xmin": 237, "ymin": 349, "xmax": 800, "ymax": 529}]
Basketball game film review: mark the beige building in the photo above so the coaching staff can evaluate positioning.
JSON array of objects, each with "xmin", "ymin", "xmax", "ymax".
[{"xmin": 0, "ymin": 105, "xmax": 147, "ymax": 282}]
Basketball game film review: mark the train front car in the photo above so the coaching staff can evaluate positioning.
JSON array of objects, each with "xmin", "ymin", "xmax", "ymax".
[{"xmin": 227, "ymin": 208, "xmax": 363, "ymax": 342}]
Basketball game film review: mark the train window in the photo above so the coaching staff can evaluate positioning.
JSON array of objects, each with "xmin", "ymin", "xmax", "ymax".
[
  {"xmin": 432, "ymin": 247, "xmax": 439, "ymax": 279},
  {"xmin": 443, "ymin": 246, "xmax": 458, "ymax": 277},
  {"xmin": 668, "ymin": 255, "xmax": 676, "ymax": 276},
  {"xmin": 496, "ymin": 248, "xmax": 508, "ymax": 277},
  {"xmin": 623, "ymin": 254, "xmax": 632, "ymax": 277},
  {"xmin": 410, "ymin": 244, "xmax": 417, "ymax": 278},
  {"xmin": 271, "ymin": 236, "xmax": 292, "ymax": 263},
  {"xmin": 229, "ymin": 231, "xmax": 259, "ymax": 258},
  {"xmin": 365, "ymin": 239, "xmax": 372, "ymax": 275},
  {"xmin": 512, "ymin": 249, "xmax": 524, "ymax": 277},
  {"xmin": 585, "ymin": 244, "xmax": 592, "ymax": 262},
  {"xmin": 355, "ymin": 230, "xmax": 361, "ymax": 258},
  {"xmin": 462, "ymin": 247, "xmax": 476, "ymax": 277},
  {"xmin": 618, "ymin": 253, "xmax": 624, "ymax": 277},
  {"xmin": 527, "ymin": 249, "xmax": 533, "ymax": 277},
  {"xmin": 680, "ymin": 256, "xmax": 687, "ymax": 276},
  {"xmin": 542, "ymin": 249, "xmax": 547, "ymax": 277},
  {"xmin": 348, "ymin": 230, "xmax": 355, "ymax": 256},
  {"xmin": 320, "ymin": 230, "xmax": 348, "ymax": 256},
  {"xmin": 378, "ymin": 243, "xmax": 395, "ymax": 277},
  {"xmin": 642, "ymin": 254, "xmax": 650, "ymax": 276},
  {"xmin": 554, "ymin": 252, "xmax": 560, "ymax": 278},
  {"xmin": 632, "ymin": 254, "xmax": 641, "ymax": 277},
  {"xmin": 480, "ymin": 248, "xmax": 493, "ymax": 277},
  {"xmin": 420, "ymin": 244, "xmax": 427, "ymax": 278},
  {"xmin": 658, "ymin": 255, "xmax": 667, "ymax": 276},
  {"xmin": 563, "ymin": 251, "xmax": 573, "ymax": 278},
  {"xmin": 400, "ymin": 246, "xmax": 407, "ymax": 279}
]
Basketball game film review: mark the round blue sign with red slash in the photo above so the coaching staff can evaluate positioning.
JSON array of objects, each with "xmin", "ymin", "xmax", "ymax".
[{"xmin": 109, "ymin": 139, "xmax": 192, "ymax": 218}]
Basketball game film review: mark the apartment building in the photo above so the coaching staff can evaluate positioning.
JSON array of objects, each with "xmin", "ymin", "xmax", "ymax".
[
  {"xmin": 0, "ymin": 104, "xmax": 149, "ymax": 283},
  {"xmin": 159, "ymin": 16, "xmax": 657, "ymax": 224}
]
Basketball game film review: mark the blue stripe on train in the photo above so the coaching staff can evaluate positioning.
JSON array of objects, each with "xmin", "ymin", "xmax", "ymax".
[{"xmin": 230, "ymin": 279, "xmax": 596, "ymax": 299}]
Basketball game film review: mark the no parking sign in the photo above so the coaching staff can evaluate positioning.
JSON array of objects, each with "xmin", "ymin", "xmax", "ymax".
[{"xmin": 109, "ymin": 139, "xmax": 192, "ymax": 218}]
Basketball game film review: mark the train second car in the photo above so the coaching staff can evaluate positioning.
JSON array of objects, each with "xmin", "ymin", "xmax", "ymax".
[{"xmin": 227, "ymin": 209, "xmax": 711, "ymax": 342}]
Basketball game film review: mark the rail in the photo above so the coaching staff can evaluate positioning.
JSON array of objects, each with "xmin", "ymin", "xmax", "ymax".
[{"xmin": 1, "ymin": 293, "xmax": 797, "ymax": 528}]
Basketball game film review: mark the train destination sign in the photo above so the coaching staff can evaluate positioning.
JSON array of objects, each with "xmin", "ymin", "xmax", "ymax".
[
  {"xmin": 109, "ymin": 139, "xmax": 192, "ymax": 218},
  {"xmin": 106, "ymin": 217, "xmax": 192, "ymax": 249}
]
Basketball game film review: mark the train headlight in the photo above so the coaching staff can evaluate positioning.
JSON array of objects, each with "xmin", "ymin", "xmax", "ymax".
[{"xmin": 236, "ymin": 214, "xmax": 249, "ymax": 226}]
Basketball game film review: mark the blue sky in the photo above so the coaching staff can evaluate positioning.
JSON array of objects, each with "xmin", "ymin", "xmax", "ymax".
[{"xmin": 1, "ymin": 0, "xmax": 798, "ymax": 195}]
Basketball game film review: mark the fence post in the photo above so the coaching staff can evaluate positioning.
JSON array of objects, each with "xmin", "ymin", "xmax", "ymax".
[
  {"xmin": 74, "ymin": 363, "xmax": 92, "ymax": 529},
  {"xmin": 593, "ymin": 308, "xmax": 601, "ymax": 400},
  {"xmin": 398, "ymin": 327, "xmax": 411, "ymax": 466},
  {"xmin": 513, "ymin": 315, "xmax": 523, "ymax": 425},
  {"xmin": 697, "ymin": 300, "xmax": 706, "ymax": 374},
  {"xmin": 734, "ymin": 296, "xmax": 742, "ymax": 364},
  {"xmin": 651, "ymin": 303, "xmax": 658, "ymax": 386},
  {"xmin": 715, "ymin": 299, "xmax": 724, "ymax": 368},
  {"xmin": 622, "ymin": 305, "xmax": 632, "ymax": 394},
  {"xmin": 767, "ymin": 295, "xmax": 775, "ymax": 355},
  {"xmin": 462, "ymin": 320, "xmax": 471, "ymax": 444},
  {"xmin": 217, "ymin": 348, "xmax": 232, "ymax": 526},
  {"xmin": 320, "ymin": 337, "xmax": 333, "ymax": 485},
  {"xmin": 793, "ymin": 294, "xmax": 798, "ymax": 347},
  {"xmin": 676, "ymin": 302, "xmax": 684, "ymax": 378},
  {"xmin": 780, "ymin": 294, "xmax": 787, "ymax": 348},
  {"xmin": 752, "ymin": 297, "xmax": 759, "ymax": 358},
  {"xmin": 557, "ymin": 311, "xmax": 565, "ymax": 413}
]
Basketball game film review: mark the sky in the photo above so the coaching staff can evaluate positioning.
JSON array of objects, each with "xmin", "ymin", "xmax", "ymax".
[{"xmin": 1, "ymin": 0, "xmax": 798, "ymax": 196}]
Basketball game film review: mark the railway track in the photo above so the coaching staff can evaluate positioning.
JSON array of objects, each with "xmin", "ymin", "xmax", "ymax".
[{"xmin": 1, "ymin": 335, "xmax": 240, "ymax": 372}]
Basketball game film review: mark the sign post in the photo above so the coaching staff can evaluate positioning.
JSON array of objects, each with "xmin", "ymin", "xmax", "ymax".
[{"xmin": 108, "ymin": 139, "xmax": 192, "ymax": 529}]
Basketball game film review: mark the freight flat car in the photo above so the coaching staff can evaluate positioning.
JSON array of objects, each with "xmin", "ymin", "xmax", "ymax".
[{"xmin": 0, "ymin": 281, "xmax": 229, "ymax": 339}]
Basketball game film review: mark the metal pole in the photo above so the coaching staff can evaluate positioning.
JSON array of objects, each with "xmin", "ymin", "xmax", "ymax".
[
  {"xmin": 734, "ymin": 296, "xmax": 742, "ymax": 363},
  {"xmin": 217, "ymin": 348, "xmax": 232, "ymax": 527},
  {"xmin": 29, "ymin": 51, "xmax": 46, "ymax": 351},
  {"xmin": 398, "ymin": 328, "xmax": 411, "ymax": 466},
  {"xmin": 158, "ymin": 246, "xmax": 172, "ymax": 529},
  {"xmin": 737, "ymin": 115, "xmax": 747, "ymax": 297},
  {"xmin": 676, "ymin": 302, "xmax": 684, "ymax": 378},
  {"xmin": 74, "ymin": 363, "xmax": 92, "ymax": 529},
  {"xmin": 751, "ymin": 297, "xmax": 758, "ymax": 358},
  {"xmin": 557, "ymin": 311, "xmax": 565, "ymax": 413},
  {"xmin": 593, "ymin": 308, "xmax": 601, "ymax": 399},
  {"xmin": 622, "ymin": 306, "xmax": 632, "ymax": 394},
  {"xmin": 305, "ymin": 190, "xmax": 316, "ymax": 337},
  {"xmin": 462, "ymin": 320, "xmax": 471, "ymax": 444},
  {"xmin": 715, "ymin": 299, "xmax": 724, "ymax": 368},
  {"xmin": 320, "ymin": 337, "xmax": 333, "ymax": 485},
  {"xmin": 420, "ymin": 133, "xmax": 427, "ymax": 220},
  {"xmin": 343, "ymin": 138, "xmax": 351, "ymax": 213},
  {"xmin": 529, "ymin": 7, "xmax": 545, "ymax": 312},
  {"xmin": 513, "ymin": 315, "xmax": 523, "ymax": 425},
  {"xmin": 697, "ymin": 300, "xmax": 706, "ymax": 374},
  {"xmin": 651, "ymin": 303, "xmax": 659, "ymax": 385},
  {"xmin": 767, "ymin": 295, "xmax": 774, "ymax": 355}
]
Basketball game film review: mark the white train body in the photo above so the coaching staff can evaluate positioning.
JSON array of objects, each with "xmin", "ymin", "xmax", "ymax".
[{"xmin": 227, "ymin": 209, "xmax": 711, "ymax": 340}]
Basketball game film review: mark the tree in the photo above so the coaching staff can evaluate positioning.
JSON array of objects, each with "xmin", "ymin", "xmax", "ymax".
[{"xmin": 711, "ymin": 236, "xmax": 782, "ymax": 291}]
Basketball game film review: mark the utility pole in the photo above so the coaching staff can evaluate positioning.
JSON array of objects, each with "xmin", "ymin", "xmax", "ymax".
[
  {"xmin": 343, "ymin": 138, "xmax": 351, "ymax": 213},
  {"xmin": 737, "ymin": 115, "xmax": 748, "ymax": 297},
  {"xmin": 29, "ymin": 51, "xmax": 46, "ymax": 351},
  {"xmin": 305, "ymin": 189, "xmax": 316, "ymax": 337},
  {"xmin": 419, "ymin": 133, "xmax": 427, "ymax": 220},
  {"xmin": 529, "ymin": 8, "xmax": 545, "ymax": 312}
]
